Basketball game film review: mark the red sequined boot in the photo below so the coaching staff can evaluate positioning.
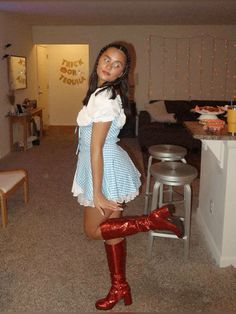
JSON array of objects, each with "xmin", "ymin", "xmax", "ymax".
[
  {"xmin": 95, "ymin": 239, "xmax": 132, "ymax": 311},
  {"xmin": 100, "ymin": 205, "xmax": 184, "ymax": 240}
]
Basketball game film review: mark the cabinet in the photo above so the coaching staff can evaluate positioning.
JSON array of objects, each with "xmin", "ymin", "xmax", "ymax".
[
  {"xmin": 8, "ymin": 108, "xmax": 43, "ymax": 152},
  {"xmin": 185, "ymin": 122, "xmax": 236, "ymax": 267}
]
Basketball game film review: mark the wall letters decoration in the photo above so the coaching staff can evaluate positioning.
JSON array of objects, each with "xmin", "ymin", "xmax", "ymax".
[{"xmin": 59, "ymin": 58, "xmax": 86, "ymax": 86}]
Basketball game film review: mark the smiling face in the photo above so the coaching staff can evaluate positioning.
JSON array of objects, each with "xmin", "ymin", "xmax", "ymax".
[{"xmin": 96, "ymin": 47, "xmax": 126, "ymax": 86}]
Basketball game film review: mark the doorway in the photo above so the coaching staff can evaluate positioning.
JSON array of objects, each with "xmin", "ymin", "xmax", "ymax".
[
  {"xmin": 36, "ymin": 44, "xmax": 89, "ymax": 127},
  {"xmin": 37, "ymin": 45, "xmax": 49, "ymax": 127}
]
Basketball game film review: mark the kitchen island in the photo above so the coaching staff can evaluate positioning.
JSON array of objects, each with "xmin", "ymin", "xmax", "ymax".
[{"xmin": 185, "ymin": 121, "xmax": 236, "ymax": 267}]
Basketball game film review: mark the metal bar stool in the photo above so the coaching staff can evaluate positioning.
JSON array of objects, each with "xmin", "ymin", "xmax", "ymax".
[
  {"xmin": 144, "ymin": 144, "xmax": 187, "ymax": 214},
  {"xmin": 148, "ymin": 161, "xmax": 198, "ymax": 259}
]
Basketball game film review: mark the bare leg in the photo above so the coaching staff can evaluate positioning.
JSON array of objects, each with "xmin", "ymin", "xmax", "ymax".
[{"xmin": 84, "ymin": 206, "xmax": 123, "ymax": 245}]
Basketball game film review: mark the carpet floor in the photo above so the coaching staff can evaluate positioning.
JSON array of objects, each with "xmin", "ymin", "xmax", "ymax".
[{"xmin": 0, "ymin": 127, "xmax": 236, "ymax": 312}]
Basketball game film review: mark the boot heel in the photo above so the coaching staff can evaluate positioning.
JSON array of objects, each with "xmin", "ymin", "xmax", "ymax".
[{"xmin": 123, "ymin": 291, "xmax": 132, "ymax": 305}]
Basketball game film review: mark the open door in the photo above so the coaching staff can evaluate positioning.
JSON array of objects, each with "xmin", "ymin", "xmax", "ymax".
[
  {"xmin": 36, "ymin": 44, "xmax": 89, "ymax": 126},
  {"xmin": 37, "ymin": 45, "xmax": 49, "ymax": 128}
]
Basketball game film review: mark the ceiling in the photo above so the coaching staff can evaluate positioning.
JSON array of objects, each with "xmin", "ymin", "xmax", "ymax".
[{"xmin": 0, "ymin": 0, "xmax": 236, "ymax": 26}]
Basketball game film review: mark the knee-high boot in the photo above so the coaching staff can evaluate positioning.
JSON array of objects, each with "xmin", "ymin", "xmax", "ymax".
[
  {"xmin": 100, "ymin": 205, "xmax": 184, "ymax": 240},
  {"xmin": 95, "ymin": 239, "xmax": 132, "ymax": 311}
]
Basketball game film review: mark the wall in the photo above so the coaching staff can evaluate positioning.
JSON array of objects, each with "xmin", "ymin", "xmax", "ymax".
[
  {"xmin": 46, "ymin": 45, "xmax": 88, "ymax": 125},
  {"xmin": 197, "ymin": 141, "xmax": 236, "ymax": 267},
  {"xmin": 33, "ymin": 25, "xmax": 236, "ymax": 111},
  {"xmin": 149, "ymin": 35, "xmax": 236, "ymax": 101},
  {"xmin": 0, "ymin": 12, "xmax": 37, "ymax": 158}
]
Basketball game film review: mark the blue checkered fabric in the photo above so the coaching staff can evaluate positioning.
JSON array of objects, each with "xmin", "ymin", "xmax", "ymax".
[{"xmin": 72, "ymin": 117, "xmax": 141, "ymax": 207}]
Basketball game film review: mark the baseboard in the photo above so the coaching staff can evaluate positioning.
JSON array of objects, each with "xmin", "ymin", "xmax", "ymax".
[
  {"xmin": 196, "ymin": 208, "xmax": 221, "ymax": 266},
  {"xmin": 196, "ymin": 208, "xmax": 236, "ymax": 267},
  {"xmin": 218, "ymin": 256, "xmax": 236, "ymax": 267}
]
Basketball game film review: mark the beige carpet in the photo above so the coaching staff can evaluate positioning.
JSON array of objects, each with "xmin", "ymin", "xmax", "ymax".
[{"xmin": 0, "ymin": 127, "xmax": 236, "ymax": 312}]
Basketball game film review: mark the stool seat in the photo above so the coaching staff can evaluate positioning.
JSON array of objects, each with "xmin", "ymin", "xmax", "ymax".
[
  {"xmin": 148, "ymin": 144, "xmax": 187, "ymax": 161},
  {"xmin": 150, "ymin": 161, "xmax": 198, "ymax": 185},
  {"xmin": 144, "ymin": 144, "xmax": 187, "ymax": 214}
]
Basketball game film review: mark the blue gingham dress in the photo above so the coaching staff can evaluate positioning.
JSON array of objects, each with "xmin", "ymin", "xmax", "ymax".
[{"xmin": 71, "ymin": 87, "xmax": 141, "ymax": 207}]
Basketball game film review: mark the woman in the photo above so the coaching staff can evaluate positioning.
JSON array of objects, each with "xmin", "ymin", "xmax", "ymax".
[{"xmin": 72, "ymin": 42, "xmax": 184, "ymax": 311}]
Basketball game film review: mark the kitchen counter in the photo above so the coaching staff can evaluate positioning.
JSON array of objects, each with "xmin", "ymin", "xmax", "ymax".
[
  {"xmin": 185, "ymin": 121, "xmax": 236, "ymax": 267},
  {"xmin": 184, "ymin": 121, "xmax": 236, "ymax": 140}
]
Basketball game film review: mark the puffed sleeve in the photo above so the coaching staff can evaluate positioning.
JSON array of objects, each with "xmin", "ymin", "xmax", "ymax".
[{"xmin": 77, "ymin": 88, "xmax": 124, "ymax": 126}]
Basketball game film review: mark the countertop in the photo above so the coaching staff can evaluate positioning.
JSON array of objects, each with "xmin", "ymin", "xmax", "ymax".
[{"xmin": 184, "ymin": 121, "xmax": 236, "ymax": 141}]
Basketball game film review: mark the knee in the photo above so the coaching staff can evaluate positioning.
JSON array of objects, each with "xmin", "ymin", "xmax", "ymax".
[{"xmin": 84, "ymin": 225, "xmax": 101, "ymax": 240}]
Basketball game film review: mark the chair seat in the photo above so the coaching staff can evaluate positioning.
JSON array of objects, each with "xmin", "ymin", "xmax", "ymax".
[
  {"xmin": 0, "ymin": 171, "xmax": 26, "ymax": 193},
  {"xmin": 0, "ymin": 169, "xmax": 29, "ymax": 228}
]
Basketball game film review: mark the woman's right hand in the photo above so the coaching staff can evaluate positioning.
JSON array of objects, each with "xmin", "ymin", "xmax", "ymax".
[{"xmin": 93, "ymin": 192, "xmax": 123, "ymax": 216}]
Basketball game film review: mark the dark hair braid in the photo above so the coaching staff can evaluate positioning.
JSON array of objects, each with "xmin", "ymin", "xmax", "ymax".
[{"xmin": 82, "ymin": 42, "xmax": 131, "ymax": 113}]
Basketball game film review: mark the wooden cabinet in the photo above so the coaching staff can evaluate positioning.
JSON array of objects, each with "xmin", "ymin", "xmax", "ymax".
[{"xmin": 8, "ymin": 108, "xmax": 43, "ymax": 152}]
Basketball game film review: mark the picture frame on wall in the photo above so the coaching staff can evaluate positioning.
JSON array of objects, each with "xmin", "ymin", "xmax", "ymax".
[{"xmin": 8, "ymin": 55, "xmax": 27, "ymax": 90}]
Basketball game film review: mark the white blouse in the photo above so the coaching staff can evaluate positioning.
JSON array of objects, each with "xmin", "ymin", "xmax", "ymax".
[{"xmin": 77, "ymin": 87, "xmax": 126, "ymax": 128}]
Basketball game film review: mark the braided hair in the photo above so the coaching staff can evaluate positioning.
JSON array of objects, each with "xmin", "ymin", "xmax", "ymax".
[{"xmin": 82, "ymin": 42, "xmax": 131, "ymax": 113}]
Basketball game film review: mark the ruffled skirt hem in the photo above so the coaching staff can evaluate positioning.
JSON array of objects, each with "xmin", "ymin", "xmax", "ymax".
[{"xmin": 72, "ymin": 180, "xmax": 140, "ymax": 207}]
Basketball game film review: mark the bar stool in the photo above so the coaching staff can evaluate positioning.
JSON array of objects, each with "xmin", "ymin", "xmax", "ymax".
[
  {"xmin": 144, "ymin": 144, "xmax": 187, "ymax": 214},
  {"xmin": 148, "ymin": 161, "xmax": 198, "ymax": 259}
]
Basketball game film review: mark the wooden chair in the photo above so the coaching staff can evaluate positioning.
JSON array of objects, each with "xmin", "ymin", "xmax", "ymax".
[{"xmin": 0, "ymin": 169, "xmax": 29, "ymax": 228}]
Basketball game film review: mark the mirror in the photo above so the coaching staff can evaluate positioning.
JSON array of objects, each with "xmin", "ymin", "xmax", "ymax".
[{"xmin": 8, "ymin": 55, "xmax": 27, "ymax": 90}]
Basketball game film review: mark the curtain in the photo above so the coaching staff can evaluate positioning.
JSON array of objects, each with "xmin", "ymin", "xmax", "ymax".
[{"xmin": 148, "ymin": 35, "xmax": 236, "ymax": 101}]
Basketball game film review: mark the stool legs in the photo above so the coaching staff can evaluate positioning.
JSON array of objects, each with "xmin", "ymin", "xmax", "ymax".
[
  {"xmin": 183, "ymin": 184, "xmax": 191, "ymax": 259},
  {"xmin": 144, "ymin": 155, "xmax": 153, "ymax": 214},
  {"xmin": 148, "ymin": 180, "xmax": 161, "ymax": 256},
  {"xmin": 159, "ymin": 158, "xmax": 186, "ymax": 206},
  {"xmin": 147, "ymin": 231, "xmax": 154, "ymax": 257},
  {"xmin": 148, "ymin": 181, "xmax": 193, "ymax": 260},
  {"xmin": 159, "ymin": 183, "xmax": 164, "ymax": 207}
]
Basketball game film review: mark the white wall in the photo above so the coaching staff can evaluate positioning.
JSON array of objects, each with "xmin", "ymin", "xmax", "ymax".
[
  {"xmin": 46, "ymin": 45, "xmax": 88, "ymax": 125},
  {"xmin": 149, "ymin": 35, "xmax": 236, "ymax": 101},
  {"xmin": 32, "ymin": 25, "xmax": 236, "ymax": 111},
  {"xmin": 0, "ymin": 12, "xmax": 37, "ymax": 159},
  {"xmin": 197, "ymin": 141, "xmax": 236, "ymax": 267}
]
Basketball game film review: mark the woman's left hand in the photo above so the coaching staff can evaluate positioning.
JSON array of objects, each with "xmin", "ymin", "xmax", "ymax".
[{"xmin": 94, "ymin": 192, "xmax": 123, "ymax": 216}]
